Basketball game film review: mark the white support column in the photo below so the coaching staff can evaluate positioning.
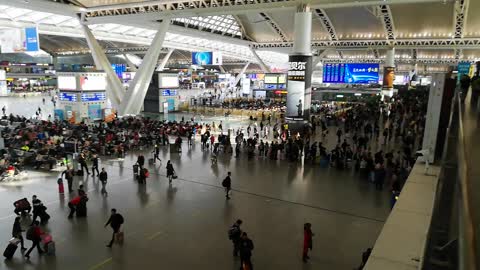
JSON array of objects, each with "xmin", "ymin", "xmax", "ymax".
[
  {"xmin": 249, "ymin": 47, "xmax": 271, "ymax": 73},
  {"xmin": 123, "ymin": 54, "xmax": 138, "ymax": 72},
  {"xmin": 219, "ymin": 65, "xmax": 226, "ymax": 73},
  {"xmin": 234, "ymin": 62, "xmax": 250, "ymax": 86},
  {"xmin": 81, "ymin": 24, "xmax": 124, "ymax": 108},
  {"xmin": 156, "ymin": 48, "xmax": 174, "ymax": 71},
  {"xmin": 120, "ymin": 19, "xmax": 170, "ymax": 115}
]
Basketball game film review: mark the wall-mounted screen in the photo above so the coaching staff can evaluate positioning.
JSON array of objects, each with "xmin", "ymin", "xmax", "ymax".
[
  {"xmin": 264, "ymin": 75, "xmax": 278, "ymax": 84},
  {"xmin": 162, "ymin": 89, "xmax": 178, "ymax": 96},
  {"xmin": 59, "ymin": 92, "xmax": 77, "ymax": 102},
  {"xmin": 278, "ymin": 74, "xmax": 287, "ymax": 84},
  {"xmin": 192, "ymin": 52, "xmax": 222, "ymax": 65},
  {"xmin": 58, "ymin": 76, "xmax": 76, "ymax": 90},
  {"xmin": 323, "ymin": 63, "xmax": 379, "ymax": 84},
  {"xmin": 80, "ymin": 75, "xmax": 106, "ymax": 91},
  {"xmin": 158, "ymin": 73, "xmax": 179, "ymax": 88},
  {"xmin": 81, "ymin": 92, "xmax": 106, "ymax": 102},
  {"xmin": 264, "ymin": 84, "xmax": 277, "ymax": 89}
]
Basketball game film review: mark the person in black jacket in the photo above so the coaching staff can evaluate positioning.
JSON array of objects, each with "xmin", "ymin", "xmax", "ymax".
[
  {"xmin": 137, "ymin": 155, "xmax": 145, "ymax": 169},
  {"xmin": 61, "ymin": 166, "xmax": 74, "ymax": 193},
  {"xmin": 229, "ymin": 219, "xmax": 242, "ymax": 257},
  {"xmin": 105, "ymin": 208, "xmax": 124, "ymax": 247},
  {"xmin": 78, "ymin": 153, "xmax": 90, "ymax": 175},
  {"xmin": 239, "ymin": 232, "xmax": 254, "ymax": 270},
  {"xmin": 12, "ymin": 217, "xmax": 26, "ymax": 250},
  {"xmin": 166, "ymin": 160, "xmax": 175, "ymax": 184},
  {"xmin": 91, "ymin": 154, "xmax": 100, "ymax": 176},
  {"xmin": 153, "ymin": 145, "xmax": 161, "ymax": 163},
  {"xmin": 99, "ymin": 168, "xmax": 108, "ymax": 196},
  {"xmin": 222, "ymin": 172, "xmax": 232, "ymax": 200}
]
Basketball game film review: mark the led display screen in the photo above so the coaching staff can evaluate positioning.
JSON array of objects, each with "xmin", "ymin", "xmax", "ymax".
[
  {"xmin": 57, "ymin": 76, "xmax": 76, "ymax": 90},
  {"xmin": 192, "ymin": 52, "xmax": 222, "ymax": 65},
  {"xmin": 81, "ymin": 93, "xmax": 106, "ymax": 102},
  {"xmin": 278, "ymin": 74, "xmax": 287, "ymax": 84},
  {"xmin": 59, "ymin": 92, "xmax": 77, "ymax": 102},
  {"xmin": 80, "ymin": 75, "xmax": 106, "ymax": 91},
  {"xmin": 158, "ymin": 73, "xmax": 179, "ymax": 89},
  {"xmin": 323, "ymin": 63, "xmax": 379, "ymax": 84},
  {"xmin": 264, "ymin": 75, "xmax": 278, "ymax": 84}
]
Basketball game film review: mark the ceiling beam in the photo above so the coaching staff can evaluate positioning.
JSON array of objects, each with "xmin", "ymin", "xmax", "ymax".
[
  {"xmin": 251, "ymin": 38, "xmax": 480, "ymax": 50},
  {"xmin": 0, "ymin": 18, "xmax": 258, "ymax": 63},
  {"xmin": 454, "ymin": 0, "xmax": 469, "ymax": 39},
  {"xmin": 82, "ymin": 0, "xmax": 453, "ymax": 25},
  {"xmin": 376, "ymin": 5, "xmax": 396, "ymax": 40},
  {"xmin": 258, "ymin": 12, "xmax": 288, "ymax": 42},
  {"xmin": 314, "ymin": 9, "xmax": 338, "ymax": 41},
  {"xmin": 0, "ymin": 0, "xmax": 82, "ymax": 16}
]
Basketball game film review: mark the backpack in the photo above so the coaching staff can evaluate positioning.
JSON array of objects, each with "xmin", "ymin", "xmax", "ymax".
[
  {"xmin": 117, "ymin": 214, "xmax": 124, "ymax": 225},
  {"xmin": 26, "ymin": 227, "xmax": 35, "ymax": 240},
  {"xmin": 228, "ymin": 225, "xmax": 240, "ymax": 240},
  {"xmin": 144, "ymin": 169, "xmax": 150, "ymax": 178},
  {"xmin": 222, "ymin": 178, "xmax": 228, "ymax": 187}
]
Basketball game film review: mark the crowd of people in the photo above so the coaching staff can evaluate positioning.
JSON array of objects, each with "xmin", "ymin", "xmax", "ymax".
[{"xmin": 0, "ymin": 89, "xmax": 428, "ymax": 268}]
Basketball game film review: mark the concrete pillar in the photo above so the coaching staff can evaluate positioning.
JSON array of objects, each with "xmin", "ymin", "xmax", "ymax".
[
  {"xmin": 249, "ymin": 47, "xmax": 271, "ymax": 73},
  {"xmin": 123, "ymin": 54, "xmax": 138, "ymax": 72},
  {"xmin": 82, "ymin": 24, "xmax": 124, "ymax": 108},
  {"xmin": 52, "ymin": 55, "xmax": 60, "ymax": 71},
  {"xmin": 156, "ymin": 48, "xmax": 174, "ymax": 71},
  {"xmin": 234, "ymin": 62, "xmax": 250, "ymax": 86},
  {"xmin": 382, "ymin": 48, "xmax": 395, "ymax": 98},
  {"xmin": 119, "ymin": 19, "xmax": 170, "ymax": 115},
  {"xmin": 286, "ymin": 6, "xmax": 313, "ymax": 122}
]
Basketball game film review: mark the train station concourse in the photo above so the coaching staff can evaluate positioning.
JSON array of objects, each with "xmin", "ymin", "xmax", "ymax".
[{"xmin": 0, "ymin": 0, "xmax": 478, "ymax": 269}]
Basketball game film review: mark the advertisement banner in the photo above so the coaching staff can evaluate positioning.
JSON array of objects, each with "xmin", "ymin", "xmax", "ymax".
[
  {"xmin": 25, "ymin": 27, "xmax": 39, "ymax": 52},
  {"xmin": 0, "ymin": 27, "xmax": 40, "ymax": 53},
  {"xmin": 382, "ymin": 67, "xmax": 395, "ymax": 90},
  {"xmin": 287, "ymin": 55, "xmax": 312, "ymax": 120},
  {"xmin": 88, "ymin": 104, "xmax": 102, "ymax": 120},
  {"xmin": 457, "ymin": 62, "xmax": 471, "ymax": 84}
]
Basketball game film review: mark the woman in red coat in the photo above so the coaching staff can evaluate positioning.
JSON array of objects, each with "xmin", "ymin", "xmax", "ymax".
[{"xmin": 303, "ymin": 223, "xmax": 314, "ymax": 262}]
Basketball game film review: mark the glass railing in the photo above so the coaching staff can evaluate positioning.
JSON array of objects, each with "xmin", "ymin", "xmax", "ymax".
[{"xmin": 421, "ymin": 88, "xmax": 478, "ymax": 270}]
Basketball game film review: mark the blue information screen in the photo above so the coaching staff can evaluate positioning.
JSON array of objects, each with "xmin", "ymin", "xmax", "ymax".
[
  {"xmin": 192, "ymin": 52, "xmax": 213, "ymax": 65},
  {"xmin": 162, "ymin": 89, "xmax": 177, "ymax": 96},
  {"xmin": 323, "ymin": 63, "xmax": 379, "ymax": 84},
  {"xmin": 81, "ymin": 93, "xmax": 106, "ymax": 102},
  {"xmin": 59, "ymin": 92, "xmax": 77, "ymax": 102}
]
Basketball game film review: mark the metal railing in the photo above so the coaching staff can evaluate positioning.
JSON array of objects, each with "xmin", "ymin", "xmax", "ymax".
[{"xmin": 422, "ymin": 90, "xmax": 478, "ymax": 270}]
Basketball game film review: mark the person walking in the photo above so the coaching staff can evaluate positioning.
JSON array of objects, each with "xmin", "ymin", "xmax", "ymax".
[
  {"xmin": 30, "ymin": 195, "xmax": 42, "ymax": 225},
  {"xmin": 166, "ymin": 160, "xmax": 175, "ymax": 184},
  {"xmin": 78, "ymin": 153, "xmax": 90, "ymax": 175},
  {"xmin": 61, "ymin": 166, "xmax": 74, "ymax": 193},
  {"xmin": 104, "ymin": 208, "xmax": 124, "ymax": 248},
  {"xmin": 91, "ymin": 154, "xmax": 100, "ymax": 176},
  {"xmin": 1, "ymin": 106, "xmax": 5, "ymax": 115},
  {"xmin": 239, "ymin": 232, "xmax": 254, "ymax": 270},
  {"xmin": 222, "ymin": 172, "xmax": 232, "ymax": 200},
  {"xmin": 303, "ymin": 223, "xmax": 314, "ymax": 262},
  {"xmin": 99, "ymin": 168, "xmax": 108, "ymax": 196},
  {"xmin": 153, "ymin": 145, "xmax": 161, "ymax": 163},
  {"xmin": 228, "ymin": 219, "xmax": 242, "ymax": 257},
  {"xmin": 137, "ymin": 155, "xmax": 145, "ymax": 169},
  {"xmin": 25, "ymin": 221, "xmax": 44, "ymax": 259},
  {"xmin": 12, "ymin": 217, "xmax": 27, "ymax": 251}
]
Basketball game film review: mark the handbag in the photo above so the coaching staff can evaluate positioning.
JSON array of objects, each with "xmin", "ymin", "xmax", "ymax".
[
  {"xmin": 115, "ymin": 231, "xmax": 124, "ymax": 244},
  {"xmin": 172, "ymin": 174, "xmax": 178, "ymax": 179}
]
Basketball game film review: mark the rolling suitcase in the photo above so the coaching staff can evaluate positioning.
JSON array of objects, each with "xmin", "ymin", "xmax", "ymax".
[
  {"xmin": 76, "ymin": 203, "xmax": 87, "ymax": 217},
  {"xmin": 3, "ymin": 243, "xmax": 17, "ymax": 259},
  {"xmin": 45, "ymin": 241, "xmax": 55, "ymax": 256}
]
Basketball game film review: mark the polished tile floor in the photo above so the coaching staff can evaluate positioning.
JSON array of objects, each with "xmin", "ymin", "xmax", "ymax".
[
  {"xmin": 0, "ymin": 97, "xmax": 392, "ymax": 270},
  {"xmin": 0, "ymin": 145, "xmax": 391, "ymax": 270}
]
